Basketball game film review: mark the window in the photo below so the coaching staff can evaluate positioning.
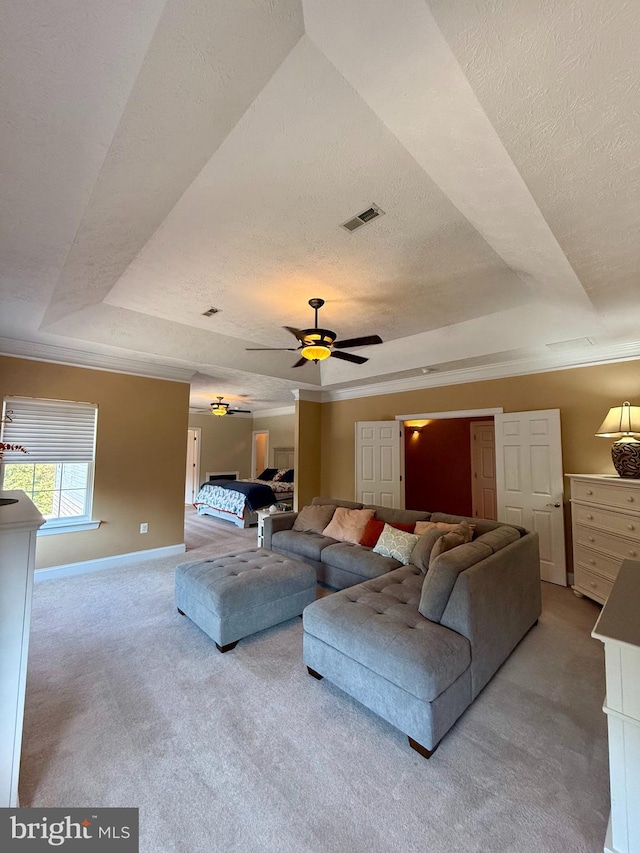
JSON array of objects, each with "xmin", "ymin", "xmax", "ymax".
[{"xmin": 1, "ymin": 396, "xmax": 99, "ymax": 533}]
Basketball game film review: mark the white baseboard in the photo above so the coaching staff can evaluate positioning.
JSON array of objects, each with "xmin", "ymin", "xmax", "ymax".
[{"xmin": 34, "ymin": 543, "xmax": 186, "ymax": 582}]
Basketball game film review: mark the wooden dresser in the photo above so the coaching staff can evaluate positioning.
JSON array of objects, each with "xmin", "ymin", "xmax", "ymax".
[
  {"xmin": 591, "ymin": 560, "xmax": 640, "ymax": 853},
  {"xmin": 567, "ymin": 474, "xmax": 640, "ymax": 604}
]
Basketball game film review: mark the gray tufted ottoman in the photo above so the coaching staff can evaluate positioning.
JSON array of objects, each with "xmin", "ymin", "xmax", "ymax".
[{"xmin": 175, "ymin": 548, "xmax": 317, "ymax": 652}]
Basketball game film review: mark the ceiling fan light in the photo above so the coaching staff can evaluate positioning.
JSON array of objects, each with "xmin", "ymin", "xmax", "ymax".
[
  {"xmin": 211, "ymin": 406, "xmax": 227, "ymax": 416},
  {"xmin": 301, "ymin": 344, "xmax": 331, "ymax": 361}
]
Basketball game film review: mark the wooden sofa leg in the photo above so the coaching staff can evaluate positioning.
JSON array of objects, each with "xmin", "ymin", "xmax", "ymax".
[
  {"xmin": 408, "ymin": 737, "xmax": 437, "ymax": 759},
  {"xmin": 215, "ymin": 640, "xmax": 239, "ymax": 653},
  {"xmin": 307, "ymin": 666, "xmax": 323, "ymax": 680},
  {"xmin": 177, "ymin": 608, "xmax": 185, "ymax": 615}
]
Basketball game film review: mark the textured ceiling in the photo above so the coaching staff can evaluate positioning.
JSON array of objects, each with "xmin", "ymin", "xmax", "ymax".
[{"xmin": 1, "ymin": 0, "xmax": 639, "ymax": 412}]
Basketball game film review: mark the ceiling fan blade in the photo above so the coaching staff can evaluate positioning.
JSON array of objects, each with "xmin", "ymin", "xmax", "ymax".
[
  {"xmin": 292, "ymin": 357, "xmax": 308, "ymax": 368},
  {"xmin": 283, "ymin": 326, "xmax": 305, "ymax": 340},
  {"xmin": 226, "ymin": 409, "xmax": 252, "ymax": 414},
  {"xmin": 331, "ymin": 350, "xmax": 368, "ymax": 365},
  {"xmin": 245, "ymin": 347, "xmax": 298, "ymax": 351},
  {"xmin": 333, "ymin": 335, "xmax": 383, "ymax": 349}
]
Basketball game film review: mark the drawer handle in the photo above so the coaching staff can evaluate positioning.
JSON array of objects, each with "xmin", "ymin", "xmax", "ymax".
[
  {"xmin": 630, "ymin": 550, "xmax": 637, "ymax": 557},
  {"xmin": 590, "ymin": 581, "xmax": 597, "ymax": 588},
  {"xmin": 629, "ymin": 524, "xmax": 635, "ymax": 531},
  {"xmin": 589, "ymin": 559, "xmax": 595, "ymax": 565},
  {"xmin": 586, "ymin": 514, "xmax": 593, "ymax": 520},
  {"xmin": 588, "ymin": 536, "xmax": 594, "ymax": 542},
  {"xmin": 586, "ymin": 489, "xmax": 593, "ymax": 495},
  {"xmin": 628, "ymin": 496, "xmax": 635, "ymax": 502}
]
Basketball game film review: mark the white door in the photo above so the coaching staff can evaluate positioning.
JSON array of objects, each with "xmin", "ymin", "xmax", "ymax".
[
  {"xmin": 471, "ymin": 421, "xmax": 497, "ymax": 520},
  {"xmin": 185, "ymin": 428, "xmax": 200, "ymax": 504},
  {"xmin": 355, "ymin": 421, "xmax": 402, "ymax": 507},
  {"xmin": 494, "ymin": 409, "xmax": 566, "ymax": 585},
  {"xmin": 252, "ymin": 431, "xmax": 268, "ymax": 478}
]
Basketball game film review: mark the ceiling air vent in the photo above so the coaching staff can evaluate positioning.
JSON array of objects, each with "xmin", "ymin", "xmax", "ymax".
[
  {"xmin": 341, "ymin": 204, "xmax": 385, "ymax": 233},
  {"xmin": 202, "ymin": 307, "xmax": 220, "ymax": 317}
]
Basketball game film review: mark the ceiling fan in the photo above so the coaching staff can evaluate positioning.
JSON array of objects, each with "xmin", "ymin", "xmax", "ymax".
[
  {"xmin": 246, "ymin": 298, "xmax": 383, "ymax": 367},
  {"xmin": 210, "ymin": 396, "xmax": 252, "ymax": 417}
]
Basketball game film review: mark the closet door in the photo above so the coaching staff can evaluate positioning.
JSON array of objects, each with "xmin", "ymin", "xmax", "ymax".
[{"xmin": 355, "ymin": 421, "xmax": 402, "ymax": 507}]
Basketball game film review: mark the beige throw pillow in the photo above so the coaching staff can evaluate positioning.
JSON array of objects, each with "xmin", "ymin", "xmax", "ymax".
[
  {"xmin": 414, "ymin": 519, "xmax": 474, "ymax": 542},
  {"xmin": 292, "ymin": 504, "xmax": 336, "ymax": 534},
  {"xmin": 322, "ymin": 506, "xmax": 375, "ymax": 544},
  {"xmin": 429, "ymin": 530, "xmax": 467, "ymax": 563}
]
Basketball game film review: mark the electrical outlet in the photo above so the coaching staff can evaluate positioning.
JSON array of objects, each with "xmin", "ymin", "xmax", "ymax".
[{"xmin": 140, "ymin": 522, "xmax": 148, "ymax": 534}]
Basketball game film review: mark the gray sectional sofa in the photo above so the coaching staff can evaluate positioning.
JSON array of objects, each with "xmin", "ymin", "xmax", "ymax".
[{"xmin": 264, "ymin": 496, "xmax": 542, "ymax": 758}]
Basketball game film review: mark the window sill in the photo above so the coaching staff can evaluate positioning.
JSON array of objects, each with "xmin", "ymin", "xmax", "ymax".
[{"xmin": 37, "ymin": 519, "xmax": 102, "ymax": 536}]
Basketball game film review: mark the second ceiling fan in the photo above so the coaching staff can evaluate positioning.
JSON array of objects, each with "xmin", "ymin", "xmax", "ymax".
[{"xmin": 246, "ymin": 298, "xmax": 383, "ymax": 367}]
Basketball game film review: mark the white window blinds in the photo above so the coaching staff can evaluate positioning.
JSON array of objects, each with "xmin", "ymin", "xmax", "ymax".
[{"xmin": 1, "ymin": 397, "xmax": 97, "ymax": 463}]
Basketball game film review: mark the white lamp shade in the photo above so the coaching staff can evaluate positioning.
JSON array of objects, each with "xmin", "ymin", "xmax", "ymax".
[{"xmin": 596, "ymin": 401, "xmax": 640, "ymax": 438}]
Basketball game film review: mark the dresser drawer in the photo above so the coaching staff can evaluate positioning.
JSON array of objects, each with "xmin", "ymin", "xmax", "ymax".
[
  {"xmin": 573, "ymin": 545, "xmax": 621, "ymax": 581},
  {"xmin": 571, "ymin": 478, "xmax": 640, "ymax": 511},
  {"xmin": 573, "ymin": 566, "xmax": 613, "ymax": 604},
  {"xmin": 572, "ymin": 503, "xmax": 640, "ymax": 541},
  {"xmin": 573, "ymin": 524, "xmax": 640, "ymax": 561}
]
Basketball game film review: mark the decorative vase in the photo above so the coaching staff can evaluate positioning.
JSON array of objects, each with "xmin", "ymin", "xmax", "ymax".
[{"xmin": 611, "ymin": 437, "xmax": 640, "ymax": 478}]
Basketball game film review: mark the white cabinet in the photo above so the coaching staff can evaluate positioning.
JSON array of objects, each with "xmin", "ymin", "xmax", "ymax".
[
  {"xmin": 0, "ymin": 491, "xmax": 44, "ymax": 807},
  {"xmin": 257, "ymin": 510, "xmax": 270, "ymax": 548},
  {"xmin": 592, "ymin": 560, "xmax": 640, "ymax": 853},
  {"xmin": 567, "ymin": 474, "xmax": 640, "ymax": 604}
]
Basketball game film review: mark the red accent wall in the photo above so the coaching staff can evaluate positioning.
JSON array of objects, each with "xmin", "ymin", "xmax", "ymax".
[{"xmin": 404, "ymin": 417, "xmax": 489, "ymax": 515}]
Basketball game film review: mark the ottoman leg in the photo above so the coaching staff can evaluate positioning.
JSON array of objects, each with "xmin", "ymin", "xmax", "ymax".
[
  {"xmin": 408, "ymin": 737, "xmax": 437, "ymax": 760},
  {"xmin": 216, "ymin": 640, "xmax": 239, "ymax": 654},
  {"xmin": 307, "ymin": 666, "xmax": 323, "ymax": 680}
]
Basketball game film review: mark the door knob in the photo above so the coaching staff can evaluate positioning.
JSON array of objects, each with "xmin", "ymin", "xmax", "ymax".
[{"xmin": 546, "ymin": 502, "xmax": 561, "ymax": 508}]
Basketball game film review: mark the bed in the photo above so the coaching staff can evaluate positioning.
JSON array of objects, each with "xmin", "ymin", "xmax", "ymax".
[{"xmin": 194, "ymin": 469, "xmax": 295, "ymax": 528}]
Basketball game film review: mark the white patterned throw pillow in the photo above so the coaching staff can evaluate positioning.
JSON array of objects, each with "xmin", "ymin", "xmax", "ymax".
[{"xmin": 373, "ymin": 523, "xmax": 420, "ymax": 565}]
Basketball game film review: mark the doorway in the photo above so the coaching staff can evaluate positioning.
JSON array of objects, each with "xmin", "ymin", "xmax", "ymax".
[
  {"xmin": 252, "ymin": 431, "xmax": 269, "ymax": 478},
  {"xmin": 403, "ymin": 415, "xmax": 497, "ymax": 517},
  {"xmin": 185, "ymin": 427, "xmax": 201, "ymax": 504}
]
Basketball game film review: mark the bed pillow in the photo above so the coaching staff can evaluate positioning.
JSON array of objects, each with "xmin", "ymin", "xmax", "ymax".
[
  {"xmin": 414, "ymin": 519, "xmax": 474, "ymax": 542},
  {"xmin": 257, "ymin": 467, "xmax": 278, "ymax": 481},
  {"xmin": 373, "ymin": 524, "xmax": 420, "ymax": 565},
  {"xmin": 292, "ymin": 504, "xmax": 336, "ymax": 534},
  {"xmin": 360, "ymin": 518, "xmax": 415, "ymax": 549},
  {"xmin": 278, "ymin": 468, "xmax": 294, "ymax": 483},
  {"xmin": 322, "ymin": 507, "xmax": 375, "ymax": 544}
]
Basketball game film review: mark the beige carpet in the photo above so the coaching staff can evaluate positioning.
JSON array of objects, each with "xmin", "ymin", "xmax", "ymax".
[{"xmin": 20, "ymin": 518, "xmax": 610, "ymax": 852}]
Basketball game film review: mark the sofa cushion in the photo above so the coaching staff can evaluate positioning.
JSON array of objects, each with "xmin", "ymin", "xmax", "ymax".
[
  {"xmin": 303, "ymin": 567, "xmax": 471, "ymax": 702},
  {"xmin": 373, "ymin": 524, "xmax": 420, "ymax": 565},
  {"xmin": 360, "ymin": 517, "xmax": 415, "ymax": 548},
  {"xmin": 323, "ymin": 507, "xmax": 375, "ymax": 544},
  {"xmin": 271, "ymin": 530, "xmax": 338, "ymax": 562},
  {"xmin": 410, "ymin": 528, "xmax": 448, "ymax": 573},
  {"xmin": 419, "ymin": 540, "xmax": 494, "ymax": 623},
  {"xmin": 476, "ymin": 526, "xmax": 521, "ymax": 553},
  {"xmin": 293, "ymin": 504, "xmax": 336, "ymax": 534},
  {"xmin": 321, "ymin": 542, "xmax": 402, "ymax": 579},
  {"xmin": 365, "ymin": 505, "xmax": 432, "ymax": 525},
  {"xmin": 312, "ymin": 496, "xmax": 363, "ymax": 510}
]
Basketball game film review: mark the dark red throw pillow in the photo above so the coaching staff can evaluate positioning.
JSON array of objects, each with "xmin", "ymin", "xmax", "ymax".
[{"xmin": 360, "ymin": 518, "xmax": 415, "ymax": 548}]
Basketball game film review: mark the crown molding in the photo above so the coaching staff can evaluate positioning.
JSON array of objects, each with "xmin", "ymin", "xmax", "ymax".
[
  {"xmin": 319, "ymin": 340, "xmax": 640, "ymax": 403},
  {"xmin": 291, "ymin": 388, "xmax": 322, "ymax": 402},
  {"xmin": 0, "ymin": 337, "xmax": 193, "ymax": 383}
]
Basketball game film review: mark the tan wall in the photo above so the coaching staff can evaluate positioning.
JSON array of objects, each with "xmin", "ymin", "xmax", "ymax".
[
  {"xmin": 320, "ymin": 360, "xmax": 640, "ymax": 501},
  {"xmin": 251, "ymin": 412, "xmax": 295, "ymax": 469},
  {"xmin": 0, "ymin": 356, "xmax": 189, "ymax": 569},
  {"xmin": 188, "ymin": 412, "xmax": 253, "ymax": 484},
  {"xmin": 295, "ymin": 400, "xmax": 322, "ymax": 510}
]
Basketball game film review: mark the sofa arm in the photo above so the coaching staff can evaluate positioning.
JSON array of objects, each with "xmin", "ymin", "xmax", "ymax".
[
  {"xmin": 262, "ymin": 511, "xmax": 298, "ymax": 549},
  {"xmin": 440, "ymin": 531, "xmax": 541, "ymax": 699}
]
